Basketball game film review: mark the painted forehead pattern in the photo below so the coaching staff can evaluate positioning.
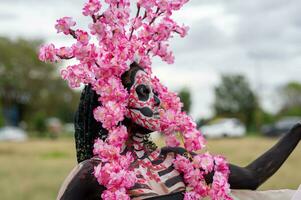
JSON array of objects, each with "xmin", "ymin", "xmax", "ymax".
[{"xmin": 133, "ymin": 70, "xmax": 151, "ymax": 86}]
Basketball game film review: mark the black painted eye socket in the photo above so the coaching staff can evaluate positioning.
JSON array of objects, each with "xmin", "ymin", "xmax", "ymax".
[{"xmin": 136, "ymin": 84, "xmax": 150, "ymax": 101}]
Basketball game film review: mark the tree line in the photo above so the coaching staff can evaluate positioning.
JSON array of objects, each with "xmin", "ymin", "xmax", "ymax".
[
  {"xmin": 0, "ymin": 37, "xmax": 300, "ymax": 135},
  {"xmin": 0, "ymin": 37, "xmax": 80, "ymax": 134},
  {"xmin": 179, "ymin": 74, "xmax": 301, "ymax": 132}
]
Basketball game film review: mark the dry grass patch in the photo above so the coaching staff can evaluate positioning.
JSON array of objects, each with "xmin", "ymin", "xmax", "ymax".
[{"xmin": 0, "ymin": 137, "xmax": 300, "ymax": 200}]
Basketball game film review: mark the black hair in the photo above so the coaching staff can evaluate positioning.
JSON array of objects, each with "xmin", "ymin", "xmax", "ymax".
[{"xmin": 74, "ymin": 62, "xmax": 143, "ymax": 163}]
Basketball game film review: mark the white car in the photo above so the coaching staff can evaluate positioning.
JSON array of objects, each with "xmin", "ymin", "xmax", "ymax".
[
  {"xmin": 0, "ymin": 126, "xmax": 28, "ymax": 142},
  {"xmin": 200, "ymin": 118, "xmax": 246, "ymax": 138}
]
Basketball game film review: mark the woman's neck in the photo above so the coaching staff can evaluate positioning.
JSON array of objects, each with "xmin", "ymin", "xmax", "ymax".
[{"xmin": 122, "ymin": 122, "xmax": 158, "ymax": 159}]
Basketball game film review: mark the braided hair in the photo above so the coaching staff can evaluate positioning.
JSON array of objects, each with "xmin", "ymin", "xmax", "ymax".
[{"xmin": 74, "ymin": 63, "xmax": 142, "ymax": 163}]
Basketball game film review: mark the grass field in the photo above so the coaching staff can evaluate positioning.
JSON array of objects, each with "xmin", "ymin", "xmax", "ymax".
[{"xmin": 0, "ymin": 137, "xmax": 300, "ymax": 200}]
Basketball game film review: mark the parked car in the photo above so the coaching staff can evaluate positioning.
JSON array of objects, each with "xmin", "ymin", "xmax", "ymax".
[
  {"xmin": 200, "ymin": 118, "xmax": 246, "ymax": 138},
  {"xmin": 261, "ymin": 117, "xmax": 301, "ymax": 137},
  {"xmin": 0, "ymin": 126, "xmax": 28, "ymax": 142}
]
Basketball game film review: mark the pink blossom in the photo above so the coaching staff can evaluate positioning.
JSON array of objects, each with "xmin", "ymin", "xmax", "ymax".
[
  {"xmin": 160, "ymin": 109, "xmax": 179, "ymax": 134},
  {"xmin": 214, "ymin": 155, "xmax": 230, "ymax": 175},
  {"xmin": 118, "ymin": 152, "xmax": 134, "ymax": 169},
  {"xmin": 83, "ymin": 0, "xmax": 102, "ymax": 16},
  {"xmin": 89, "ymin": 21, "xmax": 106, "ymax": 37},
  {"xmin": 137, "ymin": 0, "xmax": 156, "ymax": 11},
  {"xmin": 55, "ymin": 17, "xmax": 76, "ymax": 35},
  {"xmin": 170, "ymin": 0, "xmax": 189, "ymax": 11},
  {"xmin": 93, "ymin": 139, "xmax": 120, "ymax": 161},
  {"xmin": 75, "ymin": 30, "xmax": 90, "ymax": 45},
  {"xmin": 193, "ymin": 152, "xmax": 214, "ymax": 173},
  {"xmin": 175, "ymin": 25, "xmax": 189, "ymax": 37},
  {"xmin": 39, "ymin": 44, "xmax": 59, "ymax": 62},
  {"xmin": 101, "ymin": 188, "xmax": 130, "ymax": 200},
  {"xmin": 165, "ymin": 134, "xmax": 180, "ymax": 147},
  {"xmin": 210, "ymin": 172, "xmax": 232, "ymax": 200},
  {"xmin": 108, "ymin": 169, "xmax": 137, "ymax": 189},
  {"xmin": 56, "ymin": 47, "xmax": 73, "ymax": 59},
  {"xmin": 93, "ymin": 102, "xmax": 126, "ymax": 130},
  {"xmin": 93, "ymin": 76, "xmax": 128, "ymax": 103},
  {"xmin": 184, "ymin": 191, "xmax": 201, "ymax": 200},
  {"xmin": 183, "ymin": 168, "xmax": 202, "ymax": 188},
  {"xmin": 107, "ymin": 125, "xmax": 128, "ymax": 148},
  {"xmin": 60, "ymin": 64, "xmax": 95, "ymax": 88},
  {"xmin": 184, "ymin": 129, "xmax": 206, "ymax": 152},
  {"xmin": 173, "ymin": 155, "xmax": 193, "ymax": 174},
  {"xmin": 72, "ymin": 43, "xmax": 98, "ymax": 63}
]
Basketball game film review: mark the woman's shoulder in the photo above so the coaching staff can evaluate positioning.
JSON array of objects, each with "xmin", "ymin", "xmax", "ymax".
[{"xmin": 57, "ymin": 158, "xmax": 104, "ymax": 200}]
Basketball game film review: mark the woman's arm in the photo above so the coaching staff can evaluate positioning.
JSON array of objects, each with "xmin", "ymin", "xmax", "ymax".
[{"xmin": 226, "ymin": 123, "xmax": 301, "ymax": 190}]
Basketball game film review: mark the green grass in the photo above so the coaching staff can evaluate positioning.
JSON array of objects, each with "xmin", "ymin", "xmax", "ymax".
[{"xmin": 0, "ymin": 137, "xmax": 300, "ymax": 200}]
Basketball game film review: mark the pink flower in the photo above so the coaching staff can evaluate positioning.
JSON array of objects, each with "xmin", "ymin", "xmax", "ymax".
[
  {"xmin": 170, "ymin": 0, "xmax": 189, "ymax": 11},
  {"xmin": 165, "ymin": 134, "xmax": 180, "ymax": 147},
  {"xmin": 137, "ymin": 0, "xmax": 156, "ymax": 11},
  {"xmin": 75, "ymin": 30, "xmax": 90, "ymax": 45},
  {"xmin": 60, "ymin": 64, "xmax": 94, "ymax": 88},
  {"xmin": 214, "ymin": 155, "xmax": 230, "ymax": 175},
  {"xmin": 56, "ymin": 47, "xmax": 73, "ymax": 58},
  {"xmin": 193, "ymin": 152, "xmax": 214, "ymax": 173},
  {"xmin": 55, "ymin": 17, "xmax": 76, "ymax": 35},
  {"xmin": 83, "ymin": 0, "xmax": 102, "ymax": 16},
  {"xmin": 184, "ymin": 129, "xmax": 206, "ymax": 152},
  {"xmin": 93, "ymin": 102, "xmax": 126, "ymax": 130},
  {"xmin": 174, "ymin": 155, "xmax": 193, "ymax": 174},
  {"xmin": 184, "ymin": 191, "xmax": 201, "ymax": 200},
  {"xmin": 93, "ymin": 77, "xmax": 128, "ymax": 103},
  {"xmin": 210, "ymin": 172, "xmax": 231, "ymax": 200},
  {"xmin": 89, "ymin": 21, "xmax": 106, "ymax": 38},
  {"xmin": 93, "ymin": 138, "xmax": 120, "ymax": 161},
  {"xmin": 108, "ymin": 169, "xmax": 137, "ymax": 189},
  {"xmin": 118, "ymin": 152, "xmax": 134, "ymax": 168},
  {"xmin": 175, "ymin": 25, "xmax": 189, "ymax": 37},
  {"xmin": 101, "ymin": 188, "xmax": 130, "ymax": 200},
  {"xmin": 183, "ymin": 168, "xmax": 202, "ymax": 188},
  {"xmin": 39, "ymin": 44, "xmax": 59, "ymax": 62},
  {"xmin": 107, "ymin": 125, "xmax": 128, "ymax": 148},
  {"xmin": 72, "ymin": 43, "xmax": 98, "ymax": 63}
]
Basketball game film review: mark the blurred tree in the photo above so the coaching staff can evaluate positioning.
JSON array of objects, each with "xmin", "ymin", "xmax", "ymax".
[
  {"xmin": 280, "ymin": 82, "xmax": 301, "ymax": 116},
  {"xmin": 0, "ymin": 101, "xmax": 4, "ymax": 127},
  {"xmin": 178, "ymin": 87, "xmax": 191, "ymax": 114},
  {"xmin": 0, "ymin": 37, "xmax": 80, "ymax": 130},
  {"xmin": 213, "ymin": 74, "xmax": 257, "ymax": 130}
]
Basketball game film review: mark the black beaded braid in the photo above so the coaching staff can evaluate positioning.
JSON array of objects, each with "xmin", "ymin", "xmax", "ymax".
[
  {"xmin": 74, "ymin": 84, "xmax": 108, "ymax": 163},
  {"xmin": 74, "ymin": 62, "xmax": 141, "ymax": 163}
]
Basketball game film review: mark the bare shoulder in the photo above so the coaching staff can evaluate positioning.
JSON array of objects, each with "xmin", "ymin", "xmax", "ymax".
[{"xmin": 57, "ymin": 158, "xmax": 104, "ymax": 200}]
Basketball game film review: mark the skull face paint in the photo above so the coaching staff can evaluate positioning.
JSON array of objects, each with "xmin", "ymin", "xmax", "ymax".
[{"xmin": 127, "ymin": 69, "xmax": 162, "ymax": 131}]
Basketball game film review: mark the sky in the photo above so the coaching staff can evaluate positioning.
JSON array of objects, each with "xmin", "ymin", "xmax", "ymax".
[{"xmin": 0, "ymin": 0, "xmax": 300, "ymax": 119}]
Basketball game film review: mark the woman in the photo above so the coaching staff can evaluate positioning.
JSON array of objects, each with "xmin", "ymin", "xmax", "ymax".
[{"xmin": 57, "ymin": 63, "xmax": 301, "ymax": 200}]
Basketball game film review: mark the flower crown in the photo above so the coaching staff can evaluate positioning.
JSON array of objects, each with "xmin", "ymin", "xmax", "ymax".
[{"xmin": 39, "ymin": 0, "xmax": 232, "ymax": 199}]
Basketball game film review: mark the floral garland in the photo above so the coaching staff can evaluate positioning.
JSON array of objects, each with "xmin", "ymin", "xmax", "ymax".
[{"xmin": 39, "ymin": 0, "xmax": 232, "ymax": 199}]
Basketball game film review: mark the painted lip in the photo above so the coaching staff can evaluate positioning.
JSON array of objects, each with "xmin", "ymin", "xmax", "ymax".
[{"xmin": 128, "ymin": 107, "xmax": 160, "ymax": 119}]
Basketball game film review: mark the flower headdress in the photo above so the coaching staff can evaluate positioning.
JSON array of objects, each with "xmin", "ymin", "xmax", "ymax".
[{"xmin": 39, "ymin": 0, "xmax": 232, "ymax": 199}]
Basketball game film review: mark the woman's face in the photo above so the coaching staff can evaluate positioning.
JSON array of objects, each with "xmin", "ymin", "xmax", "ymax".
[{"xmin": 127, "ymin": 69, "xmax": 162, "ymax": 131}]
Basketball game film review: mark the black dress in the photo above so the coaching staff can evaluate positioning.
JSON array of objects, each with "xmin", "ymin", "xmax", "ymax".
[{"xmin": 145, "ymin": 192, "xmax": 184, "ymax": 200}]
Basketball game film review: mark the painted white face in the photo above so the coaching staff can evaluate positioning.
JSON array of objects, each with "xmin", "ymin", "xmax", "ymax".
[{"xmin": 127, "ymin": 70, "xmax": 162, "ymax": 131}]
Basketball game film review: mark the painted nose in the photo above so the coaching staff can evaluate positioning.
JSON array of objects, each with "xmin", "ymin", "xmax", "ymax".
[{"xmin": 154, "ymin": 95, "xmax": 161, "ymax": 106}]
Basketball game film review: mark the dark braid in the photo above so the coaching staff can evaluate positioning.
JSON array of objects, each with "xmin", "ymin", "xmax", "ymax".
[
  {"xmin": 74, "ymin": 84, "xmax": 108, "ymax": 163},
  {"xmin": 74, "ymin": 62, "xmax": 143, "ymax": 163}
]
